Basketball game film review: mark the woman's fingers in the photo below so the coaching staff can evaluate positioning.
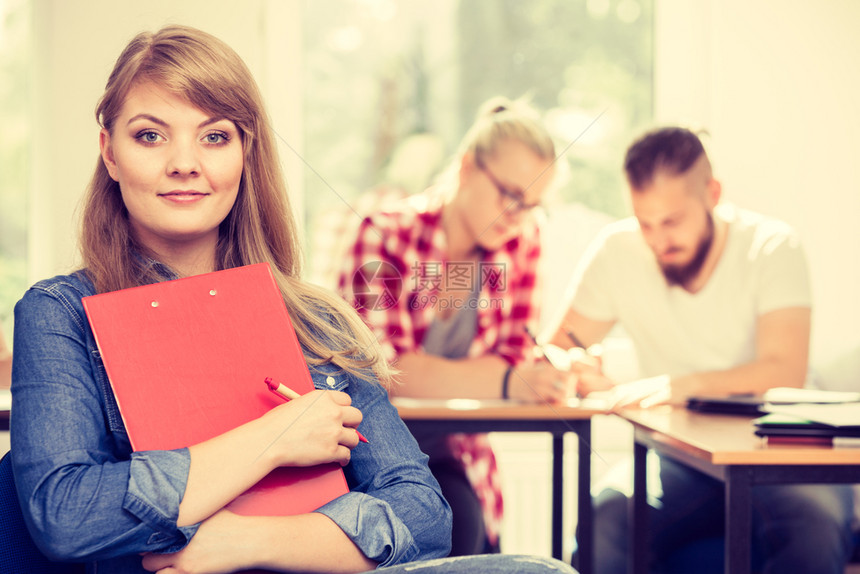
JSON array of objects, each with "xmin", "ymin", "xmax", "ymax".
[
  {"xmin": 510, "ymin": 362, "xmax": 574, "ymax": 404},
  {"xmin": 264, "ymin": 390, "xmax": 364, "ymax": 467}
]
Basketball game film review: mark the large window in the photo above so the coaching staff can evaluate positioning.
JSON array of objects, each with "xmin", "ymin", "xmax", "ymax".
[
  {"xmin": 0, "ymin": 0, "xmax": 30, "ymax": 343},
  {"xmin": 302, "ymin": 0, "xmax": 653, "ymax": 287}
]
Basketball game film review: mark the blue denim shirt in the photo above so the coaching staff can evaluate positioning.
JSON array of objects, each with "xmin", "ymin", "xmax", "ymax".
[{"xmin": 11, "ymin": 271, "xmax": 451, "ymax": 573}]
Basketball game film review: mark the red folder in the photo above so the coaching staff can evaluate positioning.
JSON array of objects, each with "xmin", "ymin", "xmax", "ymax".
[{"xmin": 82, "ymin": 263, "xmax": 349, "ymax": 517}]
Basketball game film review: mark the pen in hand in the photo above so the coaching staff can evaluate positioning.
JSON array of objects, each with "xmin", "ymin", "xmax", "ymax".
[
  {"xmin": 264, "ymin": 377, "xmax": 369, "ymax": 443},
  {"xmin": 564, "ymin": 328, "xmax": 586, "ymax": 349},
  {"xmin": 561, "ymin": 329, "xmax": 603, "ymax": 368},
  {"xmin": 524, "ymin": 327, "xmax": 574, "ymax": 371}
]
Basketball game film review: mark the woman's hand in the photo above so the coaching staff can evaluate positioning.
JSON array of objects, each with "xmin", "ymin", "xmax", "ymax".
[
  {"xmin": 261, "ymin": 389, "xmax": 363, "ymax": 468},
  {"xmin": 508, "ymin": 362, "xmax": 574, "ymax": 405},
  {"xmin": 570, "ymin": 354, "xmax": 614, "ymax": 397},
  {"xmin": 142, "ymin": 510, "xmax": 255, "ymax": 574},
  {"xmin": 176, "ymin": 389, "xmax": 362, "ymax": 528}
]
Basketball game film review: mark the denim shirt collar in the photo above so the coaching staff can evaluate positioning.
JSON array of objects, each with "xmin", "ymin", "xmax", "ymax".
[{"xmin": 131, "ymin": 252, "xmax": 180, "ymax": 283}]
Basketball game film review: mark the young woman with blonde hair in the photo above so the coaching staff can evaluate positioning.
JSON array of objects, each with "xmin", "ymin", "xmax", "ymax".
[
  {"xmin": 10, "ymin": 25, "xmax": 450, "ymax": 573},
  {"xmin": 338, "ymin": 97, "xmax": 575, "ymax": 556}
]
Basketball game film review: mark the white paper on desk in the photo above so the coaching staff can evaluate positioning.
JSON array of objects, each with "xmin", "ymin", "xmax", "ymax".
[
  {"xmin": 763, "ymin": 402, "xmax": 860, "ymax": 427},
  {"xmin": 391, "ymin": 397, "xmax": 521, "ymax": 410},
  {"xmin": 568, "ymin": 396, "xmax": 611, "ymax": 410},
  {"xmin": 763, "ymin": 387, "xmax": 860, "ymax": 404},
  {"xmin": 391, "ymin": 396, "xmax": 606, "ymax": 410}
]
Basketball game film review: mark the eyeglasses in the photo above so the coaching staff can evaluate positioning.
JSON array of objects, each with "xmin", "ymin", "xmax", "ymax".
[{"xmin": 478, "ymin": 163, "xmax": 542, "ymax": 216}]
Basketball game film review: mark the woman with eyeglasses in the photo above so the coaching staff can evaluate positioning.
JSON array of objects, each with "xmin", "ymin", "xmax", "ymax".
[{"xmin": 337, "ymin": 97, "xmax": 573, "ymax": 556}]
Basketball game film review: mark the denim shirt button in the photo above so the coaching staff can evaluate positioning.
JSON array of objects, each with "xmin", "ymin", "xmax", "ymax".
[{"xmin": 325, "ymin": 376, "xmax": 336, "ymax": 387}]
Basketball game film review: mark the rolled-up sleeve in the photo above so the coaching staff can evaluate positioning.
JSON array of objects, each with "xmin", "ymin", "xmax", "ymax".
[
  {"xmin": 125, "ymin": 450, "xmax": 198, "ymax": 548},
  {"xmin": 316, "ymin": 491, "xmax": 418, "ymax": 567},
  {"xmin": 11, "ymin": 283, "xmax": 198, "ymax": 561}
]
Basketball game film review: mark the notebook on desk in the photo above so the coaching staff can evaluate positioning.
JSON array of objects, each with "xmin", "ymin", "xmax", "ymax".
[
  {"xmin": 687, "ymin": 387, "xmax": 860, "ymax": 417},
  {"xmin": 754, "ymin": 412, "xmax": 860, "ymax": 440},
  {"xmin": 82, "ymin": 263, "xmax": 348, "ymax": 518},
  {"xmin": 686, "ymin": 394, "xmax": 767, "ymax": 416}
]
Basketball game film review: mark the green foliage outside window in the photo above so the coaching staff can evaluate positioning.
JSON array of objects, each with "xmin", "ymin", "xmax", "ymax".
[{"xmin": 302, "ymin": 0, "xmax": 653, "ymax": 278}]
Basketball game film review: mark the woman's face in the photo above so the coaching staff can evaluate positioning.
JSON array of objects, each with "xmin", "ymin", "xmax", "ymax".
[
  {"xmin": 99, "ymin": 82, "xmax": 243, "ymax": 259},
  {"xmin": 458, "ymin": 138, "xmax": 555, "ymax": 252}
]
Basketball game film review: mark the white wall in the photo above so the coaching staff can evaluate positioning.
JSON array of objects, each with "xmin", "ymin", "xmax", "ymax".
[
  {"xmin": 28, "ymin": 0, "xmax": 300, "ymax": 281},
  {"xmin": 655, "ymin": 0, "xmax": 860, "ymax": 369}
]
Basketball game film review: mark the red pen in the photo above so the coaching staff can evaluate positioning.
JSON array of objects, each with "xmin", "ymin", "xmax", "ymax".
[{"xmin": 264, "ymin": 377, "xmax": 369, "ymax": 443}]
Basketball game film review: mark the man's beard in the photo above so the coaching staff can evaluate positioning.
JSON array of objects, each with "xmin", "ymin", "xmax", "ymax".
[{"xmin": 660, "ymin": 214, "xmax": 714, "ymax": 287}]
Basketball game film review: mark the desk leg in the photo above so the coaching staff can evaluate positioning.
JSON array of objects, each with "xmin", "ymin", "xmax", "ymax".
[
  {"xmin": 552, "ymin": 432, "xmax": 564, "ymax": 561},
  {"xmin": 630, "ymin": 441, "xmax": 648, "ymax": 574},
  {"xmin": 577, "ymin": 424, "xmax": 593, "ymax": 574},
  {"xmin": 725, "ymin": 467, "xmax": 752, "ymax": 574}
]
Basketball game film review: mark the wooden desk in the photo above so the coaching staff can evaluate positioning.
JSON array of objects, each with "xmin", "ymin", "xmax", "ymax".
[
  {"xmin": 394, "ymin": 398, "xmax": 605, "ymax": 572},
  {"xmin": 621, "ymin": 407, "xmax": 860, "ymax": 574}
]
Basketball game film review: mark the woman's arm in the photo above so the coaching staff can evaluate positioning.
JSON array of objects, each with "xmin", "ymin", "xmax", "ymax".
[
  {"xmin": 145, "ymin": 370, "xmax": 452, "ymax": 573},
  {"xmin": 12, "ymin": 284, "xmax": 198, "ymax": 560},
  {"xmin": 392, "ymin": 351, "xmax": 572, "ymax": 404},
  {"xmin": 142, "ymin": 511, "xmax": 377, "ymax": 574},
  {"xmin": 178, "ymin": 390, "xmax": 362, "ymax": 526}
]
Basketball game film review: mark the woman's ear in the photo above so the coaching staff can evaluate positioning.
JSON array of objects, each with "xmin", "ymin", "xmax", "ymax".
[
  {"xmin": 99, "ymin": 129, "xmax": 120, "ymax": 182},
  {"xmin": 459, "ymin": 151, "xmax": 478, "ymax": 181}
]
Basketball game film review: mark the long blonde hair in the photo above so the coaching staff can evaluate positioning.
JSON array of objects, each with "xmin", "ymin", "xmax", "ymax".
[{"xmin": 80, "ymin": 25, "xmax": 389, "ymax": 382}]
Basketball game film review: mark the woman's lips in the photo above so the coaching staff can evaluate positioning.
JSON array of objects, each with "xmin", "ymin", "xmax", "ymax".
[{"xmin": 159, "ymin": 191, "xmax": 209, "ymax": 203}]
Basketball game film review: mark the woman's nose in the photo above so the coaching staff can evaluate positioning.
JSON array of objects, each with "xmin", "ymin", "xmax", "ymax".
[
  {"xmin": 167, "ymin": 143, "xmax": 200, "ymax": 177},
  {"xmin": 501, "ymin": 201, "xmax": 528, "ymax": 222}
]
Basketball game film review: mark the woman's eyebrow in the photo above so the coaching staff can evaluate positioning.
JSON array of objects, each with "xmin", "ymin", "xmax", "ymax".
[
  {"xmin": 125, "ymin": 114, "xmax": 229, "ymax": 128},
  {"xmin": 126, "ymin": 113, "xmax": 167, "ymax": 127},
  {"xmin": 198, "ymin": 116, "xmax": 230, "ymax": 128}
]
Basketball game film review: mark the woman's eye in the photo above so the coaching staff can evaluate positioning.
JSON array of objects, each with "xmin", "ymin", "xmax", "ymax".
[
  {"xmin": 136, "ymin": 131, "xmax": 163, "ymax": 144},
  {"xmin": 204, "ymin": 132, "xmax": 229, "ymax": 144}
]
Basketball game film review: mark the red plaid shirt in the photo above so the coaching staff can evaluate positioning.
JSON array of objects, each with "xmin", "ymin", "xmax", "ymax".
[{"xmin": 337, "ymin": 188, "xmax": 542, "ymax": 544}]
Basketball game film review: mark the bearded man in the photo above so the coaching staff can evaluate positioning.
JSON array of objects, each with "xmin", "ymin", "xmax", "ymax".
[{"xmin": 554, "ymin": 127, "xmax": 855, "ymax": 574}]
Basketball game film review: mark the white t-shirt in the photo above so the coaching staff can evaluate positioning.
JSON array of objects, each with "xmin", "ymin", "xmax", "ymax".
[{"xmin": 567, "ymin": 204, "xmax": 810, "ymax": 379}]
